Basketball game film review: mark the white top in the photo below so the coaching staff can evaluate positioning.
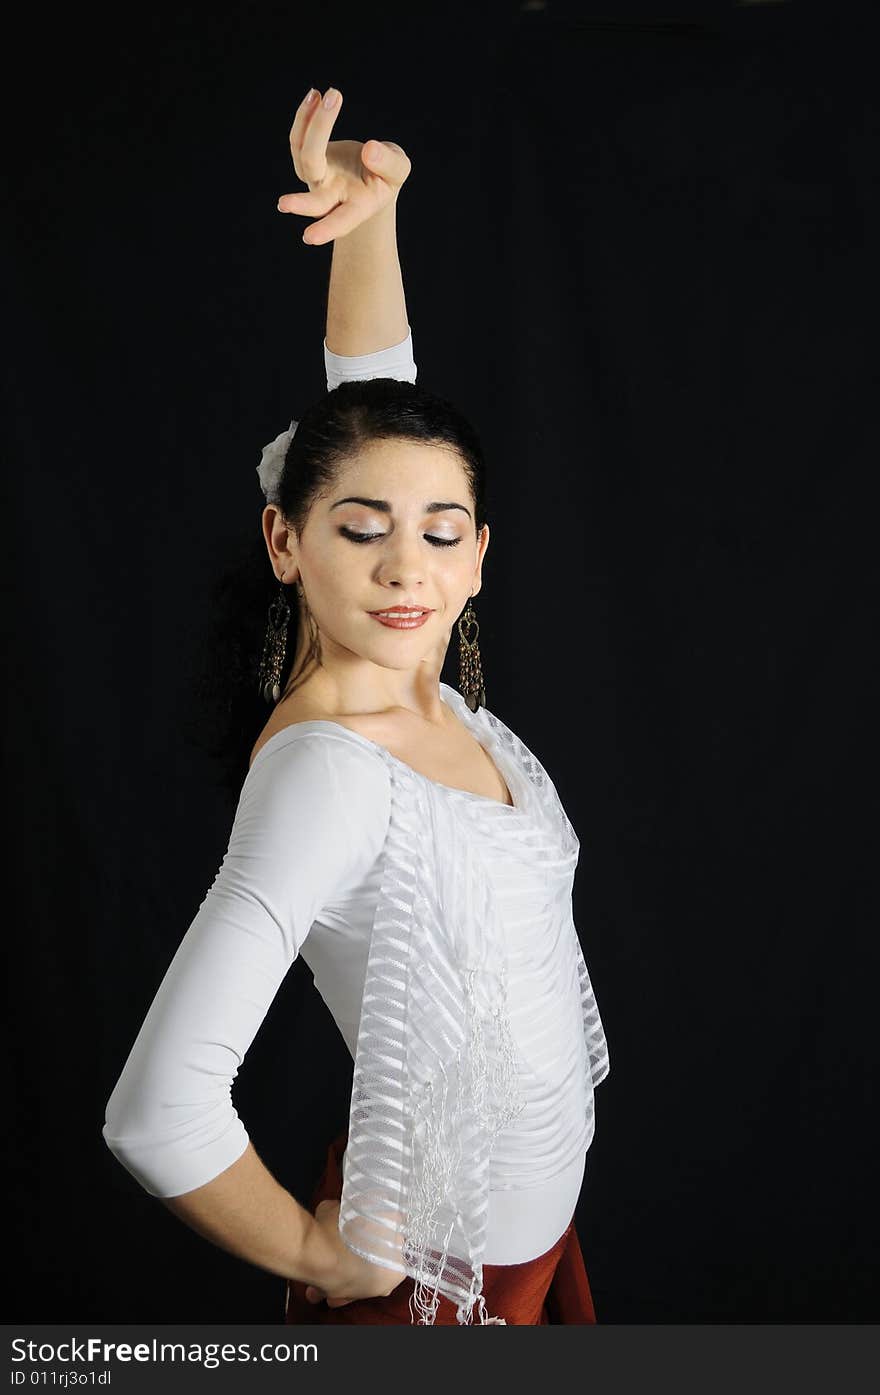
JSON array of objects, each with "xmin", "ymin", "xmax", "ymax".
[
  {"xmin": 103, "ymin": 333, "xmax": 602, "ymax": 1268},
  {"xmin": 323, "ymin": 327, "xmax": 418, "ymax": 390}
]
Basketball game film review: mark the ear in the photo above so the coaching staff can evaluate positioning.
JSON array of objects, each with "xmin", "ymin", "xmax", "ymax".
[
  {"xmin": 262, "ymin": 504, "xmax": 300, "ymax": 582},
  {"xmin": 469, "ymin": 523, "xmax": 490, "ymax": 599}
]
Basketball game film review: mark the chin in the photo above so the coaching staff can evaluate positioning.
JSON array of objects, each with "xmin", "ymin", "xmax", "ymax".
[
  {"xmin": 374, "ymin": 631, "xmax": 439, "ymax": 666},
  {"xmin": 328, "ymin": 631, "xmax": 429, "ymax": 671},
  {"xmin": 369, "ymin": 648, "xmax": 431, "ymax": 672}
]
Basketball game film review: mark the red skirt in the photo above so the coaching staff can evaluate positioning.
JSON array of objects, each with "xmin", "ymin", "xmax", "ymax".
[{"xmin": 284, "ymin": 1132, "xmax": 598, "ymax": 1326}]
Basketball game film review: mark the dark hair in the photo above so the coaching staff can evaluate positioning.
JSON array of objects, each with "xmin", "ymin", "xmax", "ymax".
[{"xmin": 183, "ymin": 378, "xmax": 488, "ymax": 803}]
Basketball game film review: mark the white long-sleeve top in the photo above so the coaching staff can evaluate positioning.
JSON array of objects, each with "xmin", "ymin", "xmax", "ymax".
[{"xmin": 103, "ymin": 333, "xmax": 607, "ymax": 1266}]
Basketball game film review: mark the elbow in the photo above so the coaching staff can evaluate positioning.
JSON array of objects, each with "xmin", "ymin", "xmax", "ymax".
[
  {"xmin": 102, "ymin": 1078, "xmax": 159, "ymax": 1192},
  {"xmin": 101, "ymin": 1079, "xmax": 250, "ymax": 1199},
  {"xmin": 101, "ymin": 1115, "xmax": 141, "ymax": 1183}
]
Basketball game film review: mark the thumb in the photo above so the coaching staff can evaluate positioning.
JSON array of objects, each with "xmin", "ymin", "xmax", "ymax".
[{"xmin": 361, "ymin": 140, "xmax": 411, "ymax": 185}]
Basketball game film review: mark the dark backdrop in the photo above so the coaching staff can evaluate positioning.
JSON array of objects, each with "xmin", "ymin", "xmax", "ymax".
[{"xmin": 4, "ymin": 2, "xmax": 876, "ymax": 1323}]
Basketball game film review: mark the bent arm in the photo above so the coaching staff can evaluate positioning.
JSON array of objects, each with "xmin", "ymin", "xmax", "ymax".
[{"xmin": 102, "ymin": 733, "xmax": 391, "ymax": 1286}]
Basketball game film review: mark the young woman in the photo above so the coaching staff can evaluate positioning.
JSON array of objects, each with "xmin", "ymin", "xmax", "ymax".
[{"xmin": 103, "ymin": 86, "xmax": 610, "ymax": 1327}]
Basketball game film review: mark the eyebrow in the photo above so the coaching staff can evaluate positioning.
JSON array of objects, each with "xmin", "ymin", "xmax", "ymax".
[{"xmin": 329, "ymin": 495, "xmax": 472, "ymax": 520}]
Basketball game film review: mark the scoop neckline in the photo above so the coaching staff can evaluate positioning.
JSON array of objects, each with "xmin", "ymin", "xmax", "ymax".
[{"xmin": 248, "ymin": 682, "xmax": 518, "ymax": 813}]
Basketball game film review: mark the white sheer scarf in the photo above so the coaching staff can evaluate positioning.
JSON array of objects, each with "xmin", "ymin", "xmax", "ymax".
[{"xmin": 337, "ymin": 683, "xmax": 610, "ymax": 1325}]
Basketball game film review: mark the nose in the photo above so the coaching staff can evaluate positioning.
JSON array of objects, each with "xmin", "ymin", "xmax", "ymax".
[{"xmin": 375, "ymin": 532, "xmax": 425, "ymax": 591}]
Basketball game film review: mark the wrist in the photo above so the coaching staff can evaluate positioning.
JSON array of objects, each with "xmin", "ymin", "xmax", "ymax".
[
  {"xmin": 336, "ymin": 198, "xmax": 397, "ymax": 252},
  {"xmin": 295, "ymin": 1210, "xmax": 341, "ymax": 1289}
]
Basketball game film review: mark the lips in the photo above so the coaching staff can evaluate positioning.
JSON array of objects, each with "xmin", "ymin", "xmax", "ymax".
[
  {"xmin": 371, "ymin": 608, "xmax": 430, "ymax": 617},
  {"xmin": 369, "ymin": 607, "xmax": 433, "ymax": 630}
]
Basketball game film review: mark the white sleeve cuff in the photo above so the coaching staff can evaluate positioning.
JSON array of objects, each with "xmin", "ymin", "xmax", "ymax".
[{"xmin": 324, "ymin": 327, "xmax": 417, "ymax": 390}]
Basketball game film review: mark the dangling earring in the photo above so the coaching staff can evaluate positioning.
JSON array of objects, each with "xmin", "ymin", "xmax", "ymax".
[
  {"xmin": 457, "ymin": 595, "xmax": 486, "ymax": 713},
  {"xmin": 258, "ymin": 578, "xmax": 291, "ymax": 704}
]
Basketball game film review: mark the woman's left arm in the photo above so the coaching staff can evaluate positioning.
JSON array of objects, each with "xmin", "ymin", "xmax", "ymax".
[{"xmin": 277, "ymin": 86, "xmax": 412, "ymax": 356}]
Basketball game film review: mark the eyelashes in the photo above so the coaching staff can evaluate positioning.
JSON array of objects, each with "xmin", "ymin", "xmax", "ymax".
[{"xmin": 338, "ymin": 527, "xmax": 461, "ymax": 549}]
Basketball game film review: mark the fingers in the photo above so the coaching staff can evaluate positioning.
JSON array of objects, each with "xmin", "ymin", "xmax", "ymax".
[
  {"xmin": 301, "ymin": 198, "xmax": 380, "ymax": 247},
  {"xmin": 303, "ymin": 1286, "xmax": 352, "ymax": 1309},
  {"xmin": 288, "ymin": 88, "xmax": 321, "ymax": 167},
  {"xmin": 361, "ymin": 140, "xmax": 412, "ymax": 190},
  {"xmin": 276, "ymin": 189, "xmax": 338, "ymax": 217},
  {"xmin": 292, "ymin": 86, "xmax": 344, "ymax": 185}
]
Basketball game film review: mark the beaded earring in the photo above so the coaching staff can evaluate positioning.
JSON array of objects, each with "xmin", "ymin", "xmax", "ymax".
[
  {"xmin": 457, "ymin": 596, "xmax": 486, "ymax": 713},
  {"xmin": 257, "ymin": 580, "xmax": 291, "ymax": 704}
]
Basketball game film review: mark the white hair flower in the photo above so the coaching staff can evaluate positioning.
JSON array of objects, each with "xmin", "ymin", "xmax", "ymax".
[{"xmin": 256, "ymin": 419, "xmax": 298, "ymax": 503}]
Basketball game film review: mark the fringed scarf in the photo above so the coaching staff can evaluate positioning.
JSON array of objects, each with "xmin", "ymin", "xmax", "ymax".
[{"xmin": 338, "ymin": 683, "xmax": 610, "ymax": 1325}]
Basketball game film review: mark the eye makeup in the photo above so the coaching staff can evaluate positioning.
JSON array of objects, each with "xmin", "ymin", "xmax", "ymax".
[{"xmin": 338, "ymin": 526, "xmax": 461, "ymax": 548}]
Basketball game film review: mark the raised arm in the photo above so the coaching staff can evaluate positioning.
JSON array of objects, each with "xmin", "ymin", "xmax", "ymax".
[
  {"xmin": 325, "ymin": 202, "xmax": 406, "ymax": 355},
  {"xmin": 277, "ymin": 86, "xmax": 412, "ymax": 355}
]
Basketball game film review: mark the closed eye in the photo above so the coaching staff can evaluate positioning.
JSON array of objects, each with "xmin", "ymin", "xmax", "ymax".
[{"xmin": 339, "ymin": 527, "xmax": 461, "ymax": 548}]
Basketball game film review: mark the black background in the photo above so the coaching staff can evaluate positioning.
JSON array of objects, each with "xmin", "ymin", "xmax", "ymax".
[{"xmin": 3, "ymin": 1, "xmax": 877, "ymax": 1323}]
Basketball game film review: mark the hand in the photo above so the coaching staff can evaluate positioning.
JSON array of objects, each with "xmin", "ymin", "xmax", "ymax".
[
  {"xmin": 303, "ymin": 1198, "xmax": 407, "ymax": 1309},
  {"xmin": 277, "ymin": 86, "xmax": 412, "ymax": 246}
]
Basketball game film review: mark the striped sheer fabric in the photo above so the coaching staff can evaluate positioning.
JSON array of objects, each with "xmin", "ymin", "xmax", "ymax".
[{"xmin": 338, "ymin": 683, "xmax": 610, "ymax": 1326}]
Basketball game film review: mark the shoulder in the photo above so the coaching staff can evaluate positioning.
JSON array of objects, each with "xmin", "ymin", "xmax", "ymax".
[
  {"xmin": 249, "ymin": 691, "xmax": 397, "ymax": 765},
  {"xmin": 247, "ymin": 721, "xmax": 391, "ymax": 799},
  {"xmin": 250, "ymin": 700, "xmax": 414, "ymax": 773},
  {"xmin": 240, "ymin": 723, "xmax": 393, "ymax": 874}
]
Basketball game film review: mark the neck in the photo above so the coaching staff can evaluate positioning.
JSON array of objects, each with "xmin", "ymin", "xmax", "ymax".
[{"xmin": 282, "ymin": 614, "xmax": 452, "ymax": 726}]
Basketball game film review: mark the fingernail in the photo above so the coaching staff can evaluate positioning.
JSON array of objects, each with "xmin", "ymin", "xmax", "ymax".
[
  {"xmin": 302, "ymin": 88, "xmax": 317, "ymax": 106},
  {"xmin": 322, "ymin": 88, "xmax": 338, "ymax": 109}
]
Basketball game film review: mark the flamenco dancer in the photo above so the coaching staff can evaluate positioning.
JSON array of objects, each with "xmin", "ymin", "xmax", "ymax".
[{"xmin": 104, "ymin": 86, "xmax": 610, "ymax": 1326}]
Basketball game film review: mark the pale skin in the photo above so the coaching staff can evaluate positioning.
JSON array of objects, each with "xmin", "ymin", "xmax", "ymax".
[{"xmin": 162, "ymin": 87, "xmax": 500, "ymax": 1311}]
